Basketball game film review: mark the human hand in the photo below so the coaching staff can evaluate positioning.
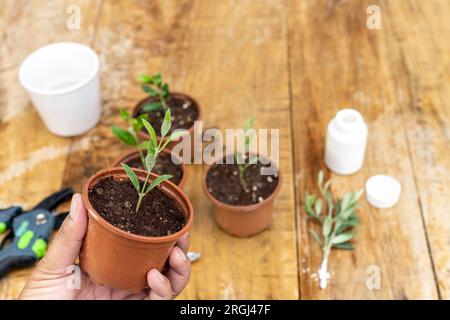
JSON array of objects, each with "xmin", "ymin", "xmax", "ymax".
[{"xmin": 19, "ymin": 193, "xmax": 191, "ymax": 300}]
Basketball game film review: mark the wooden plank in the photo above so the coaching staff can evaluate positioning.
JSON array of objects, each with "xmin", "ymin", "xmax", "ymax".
[
  {"xmin": 288, "ymin": 0, "xmax": 439, "ymax": 299},
  {"xmin": 381, "ymin": 0, "xmax": 450, "ymax": 299},
  {"xmin": 62, "ymin": 0, "xmax": 298, "ymax": 299},
  {"xmin": 0, "ymin": 0, "xmax": 103, "ymax": 299}
]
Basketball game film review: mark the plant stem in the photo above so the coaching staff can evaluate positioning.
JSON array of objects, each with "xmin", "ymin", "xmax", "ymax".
[
  {"xmin": 238, "ymin": 165, "xmax": 247, "ymax": 191},
  {"xmin": 318, "ymin": 245, "xmax": 331, "ymax": 289},
  {"xmin": 135, "ymin": 170, "xmax": 151, "ymax": 213}
]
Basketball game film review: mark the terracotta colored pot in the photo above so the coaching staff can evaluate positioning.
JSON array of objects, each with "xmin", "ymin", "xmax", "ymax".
[
  {"xmin": 80, "ymin": 167, "xmax": 194, "ymax": 292},
  {"xmin": 133, "ymin": 92, "xmax": 201, "ymax": 155},
  {"xmin": 202, "ymin": 155, "xmax": 282, "ymax": 237},
  {"xmin": 111, "ymin": 148, "xmax": 187, "ymax": 189}
]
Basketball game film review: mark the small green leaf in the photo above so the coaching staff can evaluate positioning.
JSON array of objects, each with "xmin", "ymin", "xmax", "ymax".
[
  {"xmin": 142, "ymin": 101, "xmax": 163, "ymax": 112},
  {"xmin": 161, "ymin": 109, "xmax": 172, "ymax": 137},
  {"xmin": 145, "ymin": 153, "xmax": 156, "ymax": 172},
  {"xmin": 314, "ymin": 198, "xmax": 323, "ymax": 215},
  {"xmin": 142, "ymin": 84, "xmax": 158, "ymax": 97},
  {"xmin": 119, "ymin": 109, "xmax": 130, "ymax": 121},
  {"xmin": 309, "ymin": 230, "xmax": 322, "ymax": 246},
  {"xmin": 137, "ymin": 74, "xmax": 152, "ymax": 84},
  {"xmin": 112, "ymin": 126, "xmax": 137, "ymax": 145},
  {"xmin": 145, "ymin": 174, "xmax": 173, "ymax": 193},
  {"xmin": 243, "ymin": 117, "xmax": 255, "ymax": 131},
  {"xmin": 331, "ymin": 232, "xmax": 354, "ymax": 244},
  {"xmin": 153, "ymin": 73, "xmax": 162, "ymax": 86},
  {"xmin": 121, "ymin": 163, "xmax": 140, "ymax": 192},
  {"xmin": 333, "ymin": 242, "xmax": 354, "ymax": 250},
  {"xmin": 318, "ymin": 170, "xmax": 324, "ymax": 188},
  {"xmin": 322, "ymin": 216, "xmax": 332, "ymax": 237},
  {"xmin": 142, "ymin": 119, "xmax": 158, "ymax": 150},
  {"xmin": 162, "ymin": 83, "xmax": 169, "ymax": 97}
]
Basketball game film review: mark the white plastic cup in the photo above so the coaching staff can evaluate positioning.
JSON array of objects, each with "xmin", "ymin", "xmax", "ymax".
[
  {"xmin": 325, "ymin": 108, "xmax": 368, "ymax": 175},
  {"xmin": 19, "ymin": 42, "xmax": 101, "ymax": 137}
]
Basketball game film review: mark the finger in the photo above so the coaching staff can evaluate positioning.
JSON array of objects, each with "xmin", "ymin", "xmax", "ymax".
[
  {"xmin": 166, "ymin": 246, "xmax": 191, "ymax": 297},
  {"xmin": 39, "ymin": 194, "xmax": 87, "ymax": 272},
  {"xmin": 146, "ymin": 269, "xmax": 173, "ymax": 300},
  {"xmin": 176, "ymin": 233, "xmax": 189, "ymax": 253}
]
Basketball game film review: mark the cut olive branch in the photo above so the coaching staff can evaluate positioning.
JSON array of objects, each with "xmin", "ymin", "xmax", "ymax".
[
  {"xmin": 121, "ymin": 109, "xmax": 184, "ymax": 213},
  {"xmin": 112, "ymin": 109, "xmax": 149, "ymax": 167},
  {"xmin": 235, "ymin": 117, "xmax": 257, "ymax": 191},
  {"xmin": 137, "ymin": 73, "xmax": 170, "ymax": 112},
  {"xmin": 304, "ymin": 170, "xmax": 363, "ymax": 289}
]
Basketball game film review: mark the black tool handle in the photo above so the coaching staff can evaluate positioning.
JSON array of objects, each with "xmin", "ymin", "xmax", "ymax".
[
  {"xmin": 0, "ymin": 253, "xmax": 36, "ymax": 279},
  {"xmin": 32, "ymin": 188, "xmax": 74, "ymax": 211}
]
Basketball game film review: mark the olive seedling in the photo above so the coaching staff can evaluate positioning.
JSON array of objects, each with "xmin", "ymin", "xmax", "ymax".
[
  {"xmin": 235, "ymin": 117, "xmax": 258, "ymax": 191},
  {"xmin": 112, "ymin": 109, "xmax": 149, "ymax": 167},
  {"xmin": 137, "ymin": 73, "xmax": 170, "ymax": 112},
  {"xmin": 121, "ymin": 109, "xmax": 185, "ymax": 212},
  {"xmin": 304, "ymin": 170, "xmax": 363, "ymax": 289}
]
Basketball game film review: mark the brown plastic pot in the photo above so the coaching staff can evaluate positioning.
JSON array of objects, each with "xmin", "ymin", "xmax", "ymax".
[
  {"xmin": 111, "ymin": 148, "xmax": 187, "ymax": 189},
  {"xmin": 202, "ymin": 154, "xmax": 282, "ymax": 237},
  {"xmin": 80, "ymin": 167, "xmax": 194, "ymax": 292},
  {"xmin": 133, "ymin": 92, "xmax": 201, "ymax": 154}
]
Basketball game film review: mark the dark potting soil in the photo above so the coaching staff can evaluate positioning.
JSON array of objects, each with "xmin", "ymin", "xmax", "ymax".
[
  {"xmin": 137, "ymin": 94, "xmax": 199, "ymax": 134},
  {"xmin": 205, "ymin": 156, "xmax": 279, "ymax": 206},
  {"xmin": 126, "ymin": 152, "xmax": 183, "ymax": 185},
  {"xmin": 89, "ymin": 176, "xmax": 186, "ymax": 237}
]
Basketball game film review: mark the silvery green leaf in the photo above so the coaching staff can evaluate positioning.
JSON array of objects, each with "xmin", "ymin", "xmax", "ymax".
[
  {"xmin": 142, "ymin": 118, "xmax": 158, "ymax": 152},
  {"xmin": 161, "ymin": 109, "xmax": 172, "ymax": 137},
  {"xmin": 322, "ymin": 216, "xmax": 332, "ymax": 237},
  {"xmin": 309, "ymin": 230, "xmax": 322, "ymax": 246},
  {"xmin": 331, "ymin": 232, "xmax": 354, "ymax": 244},
  {"xmin": 243, "ymin": 116, "xmax": 255, "ymax": 131},
  {"xmin": 145, "ymin": 174, "xmax": 173, "ymax": 193},
  {"xmin": 318, "ymin": 170, "xmax": 324, "ymax": 187},
  {"xmin": 340, "ymin": 192, "xmax": 352, "ymax": 212},
  {"xmin": 145, "ymin": 153, "xmax": 156, "ymax": 172},
  {"xmin": 333, "ymin": 242, "xmax": 354, "ymax": 250},
  {"xmin": 121, "ymin": 163, "xmax": 140, "ymax": 192},
  {"xmin": 314, "ymin": 198, "xmax": 323, "ymax": 215}
]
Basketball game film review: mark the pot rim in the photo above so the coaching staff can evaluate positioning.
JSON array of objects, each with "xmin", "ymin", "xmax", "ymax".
[
  {"xmin": 133, "ymin": 91, "xmax": 201, "ymax": 140},
  {"xmin": 82, "ymin": 167, "xmax": 194, "ymax": 243},
  {"xmin": 111, "ymin": 148, "xmax": 187, "ymax": 188},
  {"xmin": 202, "ymin": 153, "xmax": 282, "ymax": 212}
]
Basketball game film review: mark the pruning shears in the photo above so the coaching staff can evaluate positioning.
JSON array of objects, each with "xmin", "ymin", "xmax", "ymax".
[{"xmin": 0, "ymin": 188, "xmax": 73, "ymax": 279}]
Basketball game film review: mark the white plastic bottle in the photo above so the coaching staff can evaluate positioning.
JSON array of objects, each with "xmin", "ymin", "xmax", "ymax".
[{"xmin": 325, "ymin": 108, "xmax": 368, "ymax": 175}]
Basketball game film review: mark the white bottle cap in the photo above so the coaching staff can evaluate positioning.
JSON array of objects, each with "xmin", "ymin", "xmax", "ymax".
[{"xmin": 365, "ymin": 175, "xmax": 401, "ymax": 209}]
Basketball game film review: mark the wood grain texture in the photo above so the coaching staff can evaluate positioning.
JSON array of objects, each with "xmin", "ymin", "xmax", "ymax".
[
  {"xmin": 1, "ymin": 0, "xmax": 447, "ymax": 300},
  {"xmin": 288, "ymin": 0, "xmax": 443, "ymax": 299},
  {"xmin": 61, "ymin": 0, "xmax": 298, "ymax": 299},
  {"xmin": 0, "ymin": 0, "xmax": 102, "ymax": 299}
]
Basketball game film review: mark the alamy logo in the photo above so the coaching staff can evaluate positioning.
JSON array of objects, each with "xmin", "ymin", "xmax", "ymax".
[
  {"xmin": 366, "ymin": 5, "xmax": 382, "ymax": 30},
  {"xmin": 66, "ymin": 5, "xmax": 81, "ymax": 30}
]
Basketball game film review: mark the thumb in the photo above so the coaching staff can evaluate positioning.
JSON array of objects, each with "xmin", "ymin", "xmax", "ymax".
[{"xmin": 39, "ymin": 193, "xmax": 87, "ymax": 272}]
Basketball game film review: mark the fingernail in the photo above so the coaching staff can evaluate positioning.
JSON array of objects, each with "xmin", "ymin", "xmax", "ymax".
[
  {"xmin": 176, "ymin": 246, "xmax": 187, "ymax": 262},
  {"xmin": 69, "ymin": 194, "xmax": 80, "ymax": 219},
  {"xmin": 152, "ymin": 269, "xmax": 165, "ymax": 283}
]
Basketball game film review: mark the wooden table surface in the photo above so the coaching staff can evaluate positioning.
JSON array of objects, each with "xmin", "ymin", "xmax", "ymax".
[{"xmin": 0, "ymin": 0, "xmax": 448, "ymax": 300}]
